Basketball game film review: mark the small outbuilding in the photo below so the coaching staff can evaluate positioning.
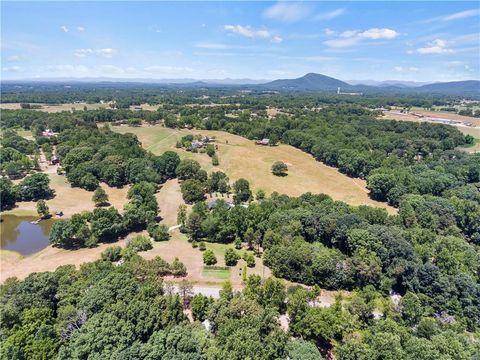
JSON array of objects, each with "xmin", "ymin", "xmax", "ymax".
[{"xmin": 255, "ymin": 138, "xmax": 269, "ymax": 146}]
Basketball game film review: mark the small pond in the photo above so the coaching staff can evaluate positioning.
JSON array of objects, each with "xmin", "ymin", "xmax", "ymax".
[{"xmin": 0, "ymin": 215, "xmax": 56, "ymax": 256}]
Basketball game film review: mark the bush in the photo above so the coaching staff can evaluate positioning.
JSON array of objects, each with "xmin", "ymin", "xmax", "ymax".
[
  {"xmin": 225, "ymin": 248, "xmax": 240, "ymax": 266},
  {"xmin": 199, "ymin": 241, "xmax": 206, "ymax": 251},
  {"xmin": 171, "ymin": 257, "xmax": 187, "ymax": 276},
  {"xmin": 234, "ymin": 237, "xmax": 242, "ymax": 249},
  {"xmin": 101, "ymin": 246, "xmax": 122, "ymax": 262},
  {"xmin": 271, "ymin": 161, "xmax": 288, "ymax": 176},
  {"xmin": 203, "ymin": 249, "xmax": 217, "ymax": 265},
  {"xmin": 127, "ymin": 235, "xmax": 152, "ymax": 252},
  {"xmin": 245, "ymin": 253, "xmax": 256, "ymax": 267},
  {"xmin": 148, "ymin": 223, "xmax": 170, "ymax": 241},
  {"xmin": 212, "ymin": 155, "xmax": 219, "ymax": 166},
  {"xmin": 192, "ymin": 240, "xmax": 198, "ymax": 248}
]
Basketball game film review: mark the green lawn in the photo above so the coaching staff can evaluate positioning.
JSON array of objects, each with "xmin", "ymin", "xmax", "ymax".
[{"xmin": 202, "ymin": 267, "xmax": 231, "ymax": 280}]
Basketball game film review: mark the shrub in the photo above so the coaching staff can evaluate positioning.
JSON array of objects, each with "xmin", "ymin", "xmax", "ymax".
[
  {"xmin": 148, "ymin": 223, "xmax": 170, "ymax": 241},
  {"xmin": 192, "ymin": 240, "xmax": 198, "ymax": 248},
  {"xmin": 212, "ymin": 155, "xmax": 219, "ymax": 166},
  {"xmin": 101, "ymin": 246, "xmax": 122, "ymax": 262},
  {"xmin": 234, "ymin": 237, "xmax": 242, "ymax": 249},
  {"xmin": 199, "ymin": 241, "xmax": 206, "ymax": 251},
  {"xmin": 272, "ymin": 161, "xmax": 288, "ymax": 176},
  {"xmin": 225, "ymin": 248, "xmax": 240, "ymax": 266},
  {"xmin": 245, "ymin": 253, "xmax": 256, "ymax": 267},
  {"xmin": 171, "ymin": 257, "xmax": 187, "ymax": 276},
  {"xmin": 203, "ymin": 249, "xmax": 217, "ymax": 265},
  {"xmin": 127, "ymin": 235, "xmax": 152, "ymax": 252}
]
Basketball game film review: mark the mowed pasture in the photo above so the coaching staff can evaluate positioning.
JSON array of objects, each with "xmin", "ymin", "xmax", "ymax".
[{"xmin": 113, "ymin": 125, "xmax": 395, "ymax": 212}]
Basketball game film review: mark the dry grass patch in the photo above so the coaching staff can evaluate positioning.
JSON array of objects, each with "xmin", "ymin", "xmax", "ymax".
[
  {"xmin": 113, "ymin": 125, "xmax": 395, "ymax": 212},
  {"xmin": 5, "ymin": 173, "xmax": 130, "ymax": 218}
]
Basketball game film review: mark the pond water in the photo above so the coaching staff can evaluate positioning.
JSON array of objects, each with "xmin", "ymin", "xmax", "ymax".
[{"xmin": 0, "ymin": 215, "xmax": 56, "ymax": 256}]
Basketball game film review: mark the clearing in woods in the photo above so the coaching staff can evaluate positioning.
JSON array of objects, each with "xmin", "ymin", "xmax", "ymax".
[{"xmin": 112, "ymin": 125, "xmax": 395, "ymax": 213}]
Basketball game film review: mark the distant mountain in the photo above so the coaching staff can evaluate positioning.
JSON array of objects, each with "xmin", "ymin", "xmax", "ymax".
[
  {"xmin": 415, "ymin": 80, "xmax": 480, "ymax": 95},
  {"xmin": 3, "ymin": 73, "xmax": 478, "ymax": 96},
  {"xmin": 346, "ymin": 79, "xmax": 432, "ymax": 88},
  {"xmin": 262, "ymin": 73, "xmax": 350, "ymax": 90}
]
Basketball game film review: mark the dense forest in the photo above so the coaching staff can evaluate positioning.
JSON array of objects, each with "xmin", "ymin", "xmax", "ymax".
[{"xmin": 1, "ymin": 92, "xmax": 479, "ymax": 358}]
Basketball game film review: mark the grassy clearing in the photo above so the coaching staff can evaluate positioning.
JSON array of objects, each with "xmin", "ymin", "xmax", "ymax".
[
  {"xmin": 113, "ymin": 125, "xmax": 395, "ymax": 212},
  {"xmin": 202, "ymin": 267, "xmax": 231, "ymax": 280},
  {"xmin": 5, "ymin": 173, "xmax": 130, "ymax": 218}
]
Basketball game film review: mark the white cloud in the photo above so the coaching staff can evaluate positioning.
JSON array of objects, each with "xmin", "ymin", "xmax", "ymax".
[
  {"xmin": 224, "ymin": 24, "xmax": 282, "ymax": 43},
  {"xmin": 425, "ymin": 8, "xmax": 480, "ymax": 23},
  {"xmin": 2, "ymin": 66, "xmax": 22, "ymax": 72},
  {"xmin": 74, "ymin": 48, "xmax": 116, "ymax": 58},
  {"xmin": 394, "ymin": 66, "xmax": 419, "ymax": 72},
  {"xmin": 324, "ymin": 28, "xmax": 399, "ymax": 48},
  {"xmin": 60, "ymin": 25, "xmax": 69, "ymax": 33},
  {"xmin": 359, "ymin": 28, "xmax": 399, "ymax": 40},
  {"xmin": 411, "ymin": 39, "xmax": 454, "ymax": 54},
  {"xmin": 271, "ymin": 35, "xmax": 283, "ymax": 43},
  {"xmin": 194, "ymin": 42, "xmax": 228, "ymax": 49},
  {"xmin": 77, "ymin": 26, "xmax": 85, "ymax": 32},
  {"xmin": 263, "ymin": 2, "xmax": 310, "ymax": 22},
  {"xmin": 324, "ymin": 28, "xmax": 336, "ymax": 36},
  {"xmin": 315, "ymin": 8, "xmax": 345, "ymax": 21}
]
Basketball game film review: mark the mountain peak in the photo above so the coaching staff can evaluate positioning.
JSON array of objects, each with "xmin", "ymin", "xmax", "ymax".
[{"xmin": 262, "ymin": 73, "xmax": 349, "ymax": 90}]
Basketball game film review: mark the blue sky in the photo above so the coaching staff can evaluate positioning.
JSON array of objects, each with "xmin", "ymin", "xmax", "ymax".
[{"xmin": 1, "ymin": 1, "xmax": 479, "ymax": 81}]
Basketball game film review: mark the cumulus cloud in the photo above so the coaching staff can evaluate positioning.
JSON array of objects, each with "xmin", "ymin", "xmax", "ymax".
[
  {"xmin": 60, "ymin": 25, "xmax": 69, "ymax": 33},
  {"xmin": 74, "ymin": 48, "xmax": 116, "ymax": 58},
  {"xmin": 410, "ymin": 39, "xmax": 454, "ymax": 54},
  {"xmin": 263, "ymin": 2, "xmax": 310, "ymax": 22},
  {"xmin": 224, "ymin": 24, "xmax": 282, "ymax": 43},
  {"xmin": 315, "ymin": 8, "xmax": 345, "ymax": 20},
  {"xmin": 359, "ymin": 28, "xmax": 399, "ymax": 40},
  {"xmin": 324, "ymin": 28, "xmax": 399, "ymax": 48}
]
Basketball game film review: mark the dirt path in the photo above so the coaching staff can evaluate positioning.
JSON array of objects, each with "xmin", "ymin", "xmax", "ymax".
[{"xmin": 156, "ymin": 179, "xmax": 184, "ymax": 226}]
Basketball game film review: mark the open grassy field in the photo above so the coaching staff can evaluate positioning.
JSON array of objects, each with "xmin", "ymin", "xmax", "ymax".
[
  {"xmin": 4, "ymin": 172, "xmax": 130, "ymax": 218},
  {"xmin": 112, "ymin": 125, "xmax": 395, "ymax": 212}
]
